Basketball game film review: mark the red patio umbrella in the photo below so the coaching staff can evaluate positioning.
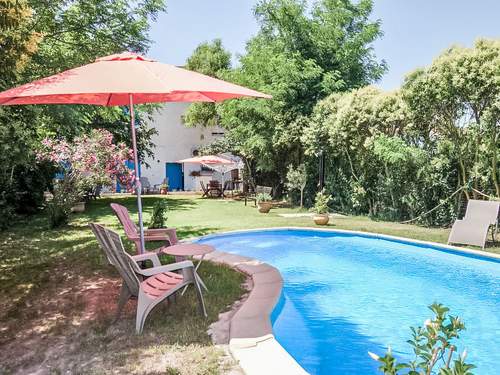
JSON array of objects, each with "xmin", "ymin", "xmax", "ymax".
[
  {"xmin": 177, "ymin": 155, "xmax": 234, "ymax": 165},
  {"xmin": 178, "ymin": 155, "xmax": 238, "ymax": 195},
  {"xmin": 0, "ymin": 52, "xmax": 271, "ymax": 253}
]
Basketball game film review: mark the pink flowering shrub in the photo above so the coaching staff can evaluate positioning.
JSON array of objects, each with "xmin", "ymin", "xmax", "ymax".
[
  {"xmin": 38, "ymin": 129, "xmax": 134, "ymax": 228},
  {"xmin": 38, "ymin": 129, "xmax": 135, "ymax": 195}
]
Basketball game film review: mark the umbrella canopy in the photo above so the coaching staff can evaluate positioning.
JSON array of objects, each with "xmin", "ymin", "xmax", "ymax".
[
  {"xmin": 177, "ymin": 155, "xmax": 235, "ymax": 165},
  {"xmin": 0, "ymin": 52, "xmax": 271, "ymax": 105},
  {"xmin": 0, "ymin": 52, "xmax": 271, "ymax": 253},
  {"xmin": 178, "ymin": 155, "xmax": 240, "ymax": 199}
]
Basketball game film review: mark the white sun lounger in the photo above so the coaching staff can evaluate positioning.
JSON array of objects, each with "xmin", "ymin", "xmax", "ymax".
[{"xmin": 448, "ymin": 199, "xmax": 499, "ymax": 249}]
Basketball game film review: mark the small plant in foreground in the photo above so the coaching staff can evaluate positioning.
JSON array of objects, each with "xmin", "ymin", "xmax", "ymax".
[
  {"xmin": 148, "ymin": 200, "xmax": 168, "ymax": 229},
  {"xmin": 368, "ymin": 303, "xmax": 475, "ymax": 375},
  {"xmin": 313, "ymin": 189, "xmax": 331, "ymax": 214}
]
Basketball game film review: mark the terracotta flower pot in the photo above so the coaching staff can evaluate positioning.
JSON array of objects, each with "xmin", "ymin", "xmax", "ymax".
[
  {"xmin": 313, "ymin": 213, "xmax": 329, "ymax": 225},
  {"xmin": 258, "ymin": 201, "xmax": 273, "ymax": 213},
  {"xmin": 71, "ymin": 201, "xmax": 86, "ymax": 213}
]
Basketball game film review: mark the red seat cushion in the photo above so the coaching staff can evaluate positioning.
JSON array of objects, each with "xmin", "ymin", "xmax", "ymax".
[{"xmin": 141, "ymin": 272, "xmax": 183, "ymax": 298}]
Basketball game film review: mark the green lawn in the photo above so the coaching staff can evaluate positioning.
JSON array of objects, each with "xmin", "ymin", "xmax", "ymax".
[{"xmin": 0, "ymin": 194, "xmax": 497, "ymax": 373}]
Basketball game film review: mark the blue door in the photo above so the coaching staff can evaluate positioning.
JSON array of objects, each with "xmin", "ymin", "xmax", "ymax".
[{"xmin": 166, "ymin": 163, "xmax": 183, "ymax": 191}]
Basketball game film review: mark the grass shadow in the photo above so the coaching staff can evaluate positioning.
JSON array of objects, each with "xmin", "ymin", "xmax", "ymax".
[{"xmin": 176, "ymin": 226, "xmax": 220, "ymax": 239}]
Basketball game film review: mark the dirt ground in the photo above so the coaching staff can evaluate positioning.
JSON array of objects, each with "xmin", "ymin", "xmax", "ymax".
[{"xmin": 0, "ymin": 263, "xmax": 242, "ymax": 375}]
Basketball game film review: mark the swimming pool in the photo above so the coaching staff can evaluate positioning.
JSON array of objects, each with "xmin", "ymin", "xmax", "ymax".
[{"xmin": 198, "ymin": 229, "xmax": 500, "ymax": 375}]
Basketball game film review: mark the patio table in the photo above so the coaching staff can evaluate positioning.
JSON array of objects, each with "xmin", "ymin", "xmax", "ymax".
[
  {"xmin": 208, "ymin": 180, "xmax": 223, "ymax": 198},
  {"xmin": 159, "ymin": 243, "xmax": 215, "ymax": 293}
]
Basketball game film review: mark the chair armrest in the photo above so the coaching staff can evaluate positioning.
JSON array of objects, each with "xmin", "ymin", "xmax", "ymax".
[
  {"xmin": 144, "ymin": 234, "xmax": 172, "ymax": 243},
  {"xmin": 129, "ymin": 234, "xmax": 171, "ymax": 242},
  {"xmin": 136, "ymin": 260, "xmax": 194, "ymax": 276},
  {"xmin": 145, "ymin": 228, "xmax": 178, "ymax": 244},
  {"xmin": 145, "ymin": 228, "xmax": 169, "ymax": 234},
  {"xmin": 131, "ymin": 252, "xmax": 162, "ymax": 267}
]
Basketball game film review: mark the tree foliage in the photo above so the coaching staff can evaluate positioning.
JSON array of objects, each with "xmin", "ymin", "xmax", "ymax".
[
  {"xmin": 194, "ymin": 0, "xmax": 385, "ymax": 193},
  {"xmin": 183, "ymin": 39, "xmax": 232, "ymax": 127},
  {"xmin": 0, "ymin": 0, "xmax": 41, "ymax": 86},
  {"xmin": 0, "ymin": 0, "xmax": 165, "ymax": 226},
  {"xmin": 403, "ymin": 39, "xmax": 500, "ymax": 198},
  {"xmin": 302, "ymin": 38, "xmax": 499, "ymax": 224}
]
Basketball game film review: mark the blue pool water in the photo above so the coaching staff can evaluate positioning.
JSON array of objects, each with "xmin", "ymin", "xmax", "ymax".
[{"xmin": 198, "ymin": 229, "xmax": 500, "ymax": 375}]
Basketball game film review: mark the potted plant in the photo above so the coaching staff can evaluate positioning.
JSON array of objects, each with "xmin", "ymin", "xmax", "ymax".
[
  {"xmin": 312, "ymin": 190, "xmax": 331, "ymax": 225},
  {"xmin": 160, "ymin": 182, "xmax": 168, "ymax": 195},
  {"xmin": 256, "ymin": 192, "xmax": 273, "ymax": 213}
]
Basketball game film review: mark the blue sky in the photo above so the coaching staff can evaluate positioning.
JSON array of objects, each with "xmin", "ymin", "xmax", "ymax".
[{"xmin": 148, "ymin": 0, "xmax": 500, "ymax": 90}]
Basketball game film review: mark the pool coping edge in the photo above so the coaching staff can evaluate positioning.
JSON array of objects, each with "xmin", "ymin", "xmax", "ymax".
[{"xmin": 195, "ymin": 249, "xmax": 307, "ymax": 374}]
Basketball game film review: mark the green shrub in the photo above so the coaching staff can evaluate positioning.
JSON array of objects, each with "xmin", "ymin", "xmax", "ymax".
[
  {"xmin": 165, "ymin": 366, "xmax": 181, "ymax": 375},
  {"xmin": 148, "ymin": 199, "xmax": 168, "ymax": 229},
  {"xmin": 46, "ymin": 177, "xmax": 79, "ymax": 228},
  {"xmin": 0, "ymin": 190, "xmax": 15, "ymax": 230},
  {"xmin": 0, "ymin": 162, "xmax": 54, "ymax": 230}
]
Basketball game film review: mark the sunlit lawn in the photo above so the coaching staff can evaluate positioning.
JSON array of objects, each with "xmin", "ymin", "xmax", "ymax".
[{"xmin": 0, "ymin": 194, "xmax": 497, "ymax": 373}]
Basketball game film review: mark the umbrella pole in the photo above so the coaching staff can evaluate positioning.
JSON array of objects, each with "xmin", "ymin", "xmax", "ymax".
[{"xmin": 129, "ymin": 94, "xmax": 145, "ymax": 253}]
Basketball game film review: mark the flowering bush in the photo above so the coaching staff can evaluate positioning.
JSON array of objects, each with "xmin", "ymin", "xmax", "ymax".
[
  {"xmin": 38, "ymin": 129, "xmax": 134, "ymax": 227},
  {"xmin": 38, "ymin": 129, "xmax": 135, "ymax": 195}
]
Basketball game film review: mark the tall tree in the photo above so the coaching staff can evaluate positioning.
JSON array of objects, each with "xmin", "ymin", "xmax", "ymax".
[
  {"xmin": 214, "ymin": 0, "xmax": 385, "ymax": 192},
  {"xmin": 0, "ymin": 0, "xmax": 166, "ymax": 222},
  {"xmin": 183, "ymin": 39, "xmax": 231, "ymax": 127},
  {"xmin": 403, "ymin": 39, "xmax": 500, "ymax": 197},
  {"xmin": 0, "ymin": 0, "xmax": 41, "ymax": 88}
]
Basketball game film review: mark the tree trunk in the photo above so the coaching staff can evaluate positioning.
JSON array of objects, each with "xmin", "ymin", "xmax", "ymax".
[
  {"xmin": 492, "ymin": 138, "xmax": 500, "ymax": 197},
  {"xmin": 491, "ymin": 125, "xmax": 500, "ymax": 197},
  {"xmin": 300, "ymin": 188, "xmax": 304, "ymax": 208},
  {"xmin": 458, "ymin": 157, "xmax": 470, "ymax": 200},
  {"xmin": 9, "ymin": 165, "xmax": 15, "ymax": 184},
  {"xmin": 243, "ymin": 158, "xmax": 256, "ymax": 192},
  {"xmin": 384, "ymin": 162, "xmax": 396, "ymax": 209}
]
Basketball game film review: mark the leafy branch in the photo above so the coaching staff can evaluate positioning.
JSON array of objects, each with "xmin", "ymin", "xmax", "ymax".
[{"xmin": 369, "ymin": 303, "xmax": 475, "ymax": 375}]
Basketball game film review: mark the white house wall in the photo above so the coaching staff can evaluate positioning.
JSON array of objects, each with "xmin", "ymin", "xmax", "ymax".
[{"xmin": 141, "ymin": 102, "xmax": 224, "ymax": 191}]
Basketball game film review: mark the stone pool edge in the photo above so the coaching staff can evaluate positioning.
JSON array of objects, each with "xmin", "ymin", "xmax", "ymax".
[{"xmin": 194, "ymin": 249, "xmax": 308, "ymax": 375}]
